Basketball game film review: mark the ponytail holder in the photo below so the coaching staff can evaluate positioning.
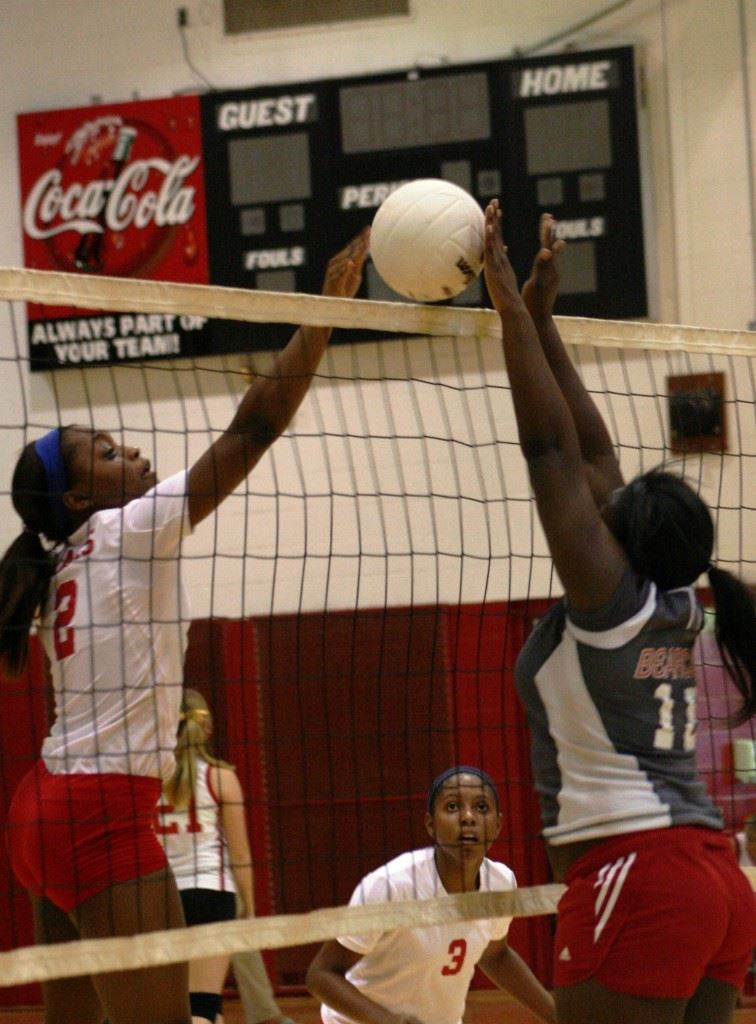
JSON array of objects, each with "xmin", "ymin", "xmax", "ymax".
[
  {"xmin": 22, "ymin": 524, "xmax": 38, "ymax": 535},
  {"xmin": 179, "ymin": 708, "xmax": 210, "ymax": 724}
]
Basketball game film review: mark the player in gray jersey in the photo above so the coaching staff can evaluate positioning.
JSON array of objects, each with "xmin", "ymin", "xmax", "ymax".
[{"xmin": 483, "ymin": 204, "xmax": 755, "ymax": 1024}]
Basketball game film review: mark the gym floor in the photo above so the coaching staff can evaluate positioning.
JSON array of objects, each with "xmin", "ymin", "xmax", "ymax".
[{"xmin": 1, "ymin": 992, "xmax": 755, "ymax": 1023}]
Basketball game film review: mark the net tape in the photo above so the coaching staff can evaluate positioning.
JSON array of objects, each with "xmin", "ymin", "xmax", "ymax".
[
  {"xmin": 0, "ymin": 270, "xmax": 752, "ymax": 986},
  {"xmin": 1, "ymin": 267, "xmax": 754, "ymax": 355},
  {"xmin": 1, "ymin": 872, "xmax": 754, "ymax": 986},
  {"xmin": 0, "ymin": 885, "xmax": 564, "ymax": 987}
]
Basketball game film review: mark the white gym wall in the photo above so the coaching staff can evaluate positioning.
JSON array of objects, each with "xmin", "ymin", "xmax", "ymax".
[{"xmin": 0, "ymin": 0, "xmax": 753, "ymax": 613}]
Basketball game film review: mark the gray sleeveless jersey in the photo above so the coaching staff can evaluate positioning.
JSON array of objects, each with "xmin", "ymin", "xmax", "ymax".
[{"xmin": 515, "ymin": 570, "xmax": 722, "ymax": 845}]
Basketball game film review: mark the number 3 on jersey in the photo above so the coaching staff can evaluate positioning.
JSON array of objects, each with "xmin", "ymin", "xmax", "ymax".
[
  {"xmin": 53, "ymin": 579, "xmax": 77, "ymax": 660},
  {"xmin": 441, "ymin": 938, "xmax": 467, "ymax": 976}
]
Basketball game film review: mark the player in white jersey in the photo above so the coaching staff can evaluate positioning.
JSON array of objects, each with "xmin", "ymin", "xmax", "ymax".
[
  {"xmin": 483, "ymin": 205, "xmax": 755, "ymax": 1023},
  {"xmin": 0, "ymin": 229, "xmax": 370, "ymax": 1024},
  {"xmin": 156, "ymin": 688, "xmax": 253, "ymax": 1024},
  {"xmin": 306, "ymin": 767, "xmax": 555, "ymax": 1024}
]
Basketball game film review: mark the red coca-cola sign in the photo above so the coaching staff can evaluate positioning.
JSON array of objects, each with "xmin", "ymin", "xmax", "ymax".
[
  {"xmin": 18, "ymin": 96, "xmax": 207, "ymax": 282},
  {"xmin": 17, "ymin": 95, "xmax": 210, "ymax": 367}
]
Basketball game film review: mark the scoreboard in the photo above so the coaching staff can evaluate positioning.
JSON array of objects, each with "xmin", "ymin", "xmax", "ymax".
[{"xmin": 18, "ymin": 46, "xmax": 648, "ymax": 369}]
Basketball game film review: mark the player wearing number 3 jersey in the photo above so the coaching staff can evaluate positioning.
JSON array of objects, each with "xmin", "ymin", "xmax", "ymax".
[
  {"xmin": 483, "ymin": 206, "xmax": 756, "ymax": 1024},
  {"xmin": 0, "ymin": 230, "xmax": 371, "ymax": 1024},
  {"xmin": 307, "ymin": 767, "xmax": 556, "ymax": 1024}
]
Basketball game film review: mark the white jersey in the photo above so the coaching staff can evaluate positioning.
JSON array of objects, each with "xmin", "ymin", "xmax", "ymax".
[
  {"xmin": 321, "ymin": 847, "xmax": 515, "ymax": 1024},
  {"xmin": 156, "ymin": 760, "xmax": 236, "ymax": 892},
  {"xmin": 39, "ymin": 470, "xmax": 192, "ymax": 779}
]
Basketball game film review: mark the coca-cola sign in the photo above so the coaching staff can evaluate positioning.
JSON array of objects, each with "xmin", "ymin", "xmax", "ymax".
[{"xmin": 17, "ymin": 95, "xmax": 210, "ymax": 369}]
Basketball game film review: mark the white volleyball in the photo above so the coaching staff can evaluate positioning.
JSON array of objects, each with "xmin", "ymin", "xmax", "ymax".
[{"xmin": 370, "ymin": 179, "xmax": 485, "ymax": 302}]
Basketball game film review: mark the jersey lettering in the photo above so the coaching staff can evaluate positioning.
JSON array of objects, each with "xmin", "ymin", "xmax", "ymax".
[
  {"xmin": 56, "ymin": 527, "xmax": 95, "ymax": 573},
  {"xmin": 634, "ymin": 645, "xmax": 694, "ymax": 679},
  {"xmin": 154, "ymin": 803, "xmax": 179, "ymax": 835},
  {"xmin": 653, "ymin": 682, "xmax": 696, "ymax": 751},
  {"xmin": 154, "ymin": 797, "xmax": 203, "ymax": 835},
  {"xmin": 441, "ymin": 938, "xmax": 467, "ymax": 976},
  {"xmin": 53, "ymin": 579, "xmax": 77, "ymax": 660}
]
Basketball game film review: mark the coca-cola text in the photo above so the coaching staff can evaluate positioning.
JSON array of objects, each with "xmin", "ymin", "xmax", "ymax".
[{"xmin": 23, "ymin": 155, "xmax": 200, "ymax": 240}]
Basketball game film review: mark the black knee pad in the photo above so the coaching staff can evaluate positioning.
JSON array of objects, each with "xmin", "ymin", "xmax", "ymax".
[{"xmin": 189, "ymin": 991, "xmax": 222, "ymax": 1023}]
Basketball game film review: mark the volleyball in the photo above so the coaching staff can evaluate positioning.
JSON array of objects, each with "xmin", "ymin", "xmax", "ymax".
[{"xmin": 370, "ymin": 179, "xmax": 485, "ymax": 302}]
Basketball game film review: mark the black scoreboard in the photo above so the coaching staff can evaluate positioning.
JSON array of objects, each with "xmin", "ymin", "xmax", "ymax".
[
  {"xmin": 19, "ymin": 46, "xmax": 648, "ymax": 368},
  {"xmin": 200, "ymin": 45, "xmax": 647, "ymax": 352}
]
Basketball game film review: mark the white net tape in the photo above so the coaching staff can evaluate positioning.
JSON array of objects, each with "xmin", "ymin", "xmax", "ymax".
[
  {"xmin": 1, "ymin": 267, "xmax": 754, "ymax": 355},
  {"xmin": 0, "ymin": 872, "xmax": 754, "ymax": 986},
  {"xmin": 0, "ymin": 885, "xmax": 565, "ymax": 986},
  {"xmin": 0, "ymin": 871, "xmax": 753, "ymax": 985}
]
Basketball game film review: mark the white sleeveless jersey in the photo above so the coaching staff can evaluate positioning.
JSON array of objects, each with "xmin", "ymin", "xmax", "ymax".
[
  {"xmin": 321, "ymin": 847, "xmax": 515, "ymax": 1024},
  {"xmin": 39, "ymin": 470, "xmax": 192, "ymax": 779},
  {"xmin": 156, "ymin": 761, "xmax": 236, "ymax": 892}
]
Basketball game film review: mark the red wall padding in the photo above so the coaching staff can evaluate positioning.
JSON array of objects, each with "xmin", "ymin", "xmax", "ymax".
[{"xmin": 194, "ymin": 602, "xmax": 553, "ymax": 990}]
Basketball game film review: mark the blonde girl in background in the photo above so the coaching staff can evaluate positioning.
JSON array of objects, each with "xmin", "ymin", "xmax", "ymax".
[{"xmin": 156, "ymin": 688, "xmax": 254, "ymax": 1024}]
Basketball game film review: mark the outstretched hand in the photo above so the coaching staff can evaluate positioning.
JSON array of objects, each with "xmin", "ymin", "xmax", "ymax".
[
  {"xmin": 322, "ymin": 226, "xmax": 371, "ymax": 299},
  {"xmin": 483, "ymin": 199, "xmax": 522, "ymax": 315},
  {"xmin": 521, "ymin": 213, "xmax": 565, "ymax": 319}
]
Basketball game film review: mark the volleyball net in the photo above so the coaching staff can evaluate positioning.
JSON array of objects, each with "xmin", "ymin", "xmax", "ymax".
[{"xmin": 0, "ymin": 270, "xmax": 753, "ymax": 994}]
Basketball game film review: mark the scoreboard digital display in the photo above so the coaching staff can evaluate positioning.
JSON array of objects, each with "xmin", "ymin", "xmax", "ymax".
[
  {"xmin": 18, "ymin": 46, "xmax": 647, "ymax": 369},
  {"xmin": 339, "ymin": 73, "xmax": 492, "ymax": 152}
]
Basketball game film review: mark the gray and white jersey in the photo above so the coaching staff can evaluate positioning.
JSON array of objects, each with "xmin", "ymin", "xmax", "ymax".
[{"xmin": 515, "ymin": 570, "xmax": 722, "ymax": 845}]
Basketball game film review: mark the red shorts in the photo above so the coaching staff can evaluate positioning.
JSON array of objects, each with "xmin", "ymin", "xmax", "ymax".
[
  {"xmin": 6, "ymin": 761, "xmax": 167, "ymax": 912},
  {"xmin": 553, "ymin": 826, "xmax": 756, "ymax": 999}
]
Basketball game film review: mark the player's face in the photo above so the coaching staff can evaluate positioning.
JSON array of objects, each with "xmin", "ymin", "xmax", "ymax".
[
  {"xmin": 66, "ymin": 427, "xmax": 156, "ymax": 511},
  {"xmin": 425, "ymin": 773, "xmax": 501, "ymax": 861}
]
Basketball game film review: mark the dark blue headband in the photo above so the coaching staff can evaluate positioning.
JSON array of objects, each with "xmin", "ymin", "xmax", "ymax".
[
  {"xmin": 34, "ymin": 428, "xmax": 69, "ymax": 538},
  {"xmin": 427, "ymin": 765, "xmax": 499, "ymax": 813}
]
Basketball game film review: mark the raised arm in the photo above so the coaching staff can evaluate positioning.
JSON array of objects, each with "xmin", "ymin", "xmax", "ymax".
[
  {"xmin": 484, "ymin": 200, "xmax": 627, "ymax": 611},
  {"xmin": 521, "ymin": 213, "xmax": 624, "ymax": 505},
  {"xmin": 187, "ymin": 227, "xmax": 370, "ymax": 527}
]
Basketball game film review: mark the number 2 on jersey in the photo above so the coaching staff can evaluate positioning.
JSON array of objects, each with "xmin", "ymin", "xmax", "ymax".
[
  {"xmin": 441, "ymin": 938, "xmax": 467, "ymax": 976},
  {"xmin": 53, "ymin": 579, "xmax": 77, "ymax": 660}
]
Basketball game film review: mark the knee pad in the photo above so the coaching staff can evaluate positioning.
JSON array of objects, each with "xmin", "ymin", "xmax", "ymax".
[{"xmin": 189, "ymin": 991, "xmax": 222, "ymax": 1023}]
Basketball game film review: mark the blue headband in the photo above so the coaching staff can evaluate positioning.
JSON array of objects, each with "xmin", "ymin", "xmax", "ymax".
[
  {"xmin": 427, "ymin": 765, "xmax": 499, "ymax": 813},
  {"xmin": 34, "ymin": 428, "xmax": 69, "ymax": 539}
]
